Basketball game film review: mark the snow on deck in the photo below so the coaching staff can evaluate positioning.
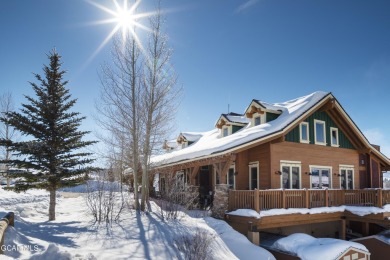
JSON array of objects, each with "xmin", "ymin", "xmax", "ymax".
[{"xmin": 227, "ymin": 204, "xmax": 390, "ymax": 219}]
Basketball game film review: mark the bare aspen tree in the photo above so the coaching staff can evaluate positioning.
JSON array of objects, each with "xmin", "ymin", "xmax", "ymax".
[
  {"xmin": 0, "ymin": 92, "xmax": 17, "ymax": 187},
  {"xmin": 97, "ymin": 1, "xmax": 181, "ymax": 212},
  {"xmin": 96, "ymin": 34, "xmax": 142, "ymax": 210},
  {"xmin": 140, "ymin": 4, "xmax": 181, "ymax": 211}
]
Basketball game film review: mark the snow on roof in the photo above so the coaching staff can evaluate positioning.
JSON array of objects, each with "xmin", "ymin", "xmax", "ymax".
[
  {"xmin": 253, "ymin": 99, "xmax": 283, "ymax": 112},
  {"xmin": 165, "ymin": 139, "xmax": 179, "ymax": 149},
  {"xmin": 179, "ymin": 132, "xmax": 205, "ymax": 142},
  {"xmin": 272, "ymin": 233, "xmax": 369, "ymax": 260},
  {"xmin": 224, "ymin": 113, "xmax": 250, "ymax": 124},
  {"xmin": 152, "ymin": 91, "xmax": 329, "ymax": 166}
]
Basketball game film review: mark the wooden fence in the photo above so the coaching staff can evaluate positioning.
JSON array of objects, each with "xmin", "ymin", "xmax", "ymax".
[
  {"xmin": 0, "ymin": 212, "xmax": 14, "ymax": 254},
  {"xmin": 228, "ymin": 189, "xmax": 390, "ymax": 212}
]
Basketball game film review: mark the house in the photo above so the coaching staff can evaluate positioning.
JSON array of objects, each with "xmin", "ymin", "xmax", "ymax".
[{"xmin": 152, "ymin": 91, "xmax": 390, "ymax": 238}]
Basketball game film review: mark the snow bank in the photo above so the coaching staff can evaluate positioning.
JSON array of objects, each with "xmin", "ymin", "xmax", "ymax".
[
  {"xmin": 272, "ymin": 233, "xmax": 369, "ymax": 260},
  {"xmin": 29, "ymin": 244, "xmax": 72, "ymax": 260},
  {"xmin": 205, "ymin": 217, "xmax": 275, "ymax": 260}
]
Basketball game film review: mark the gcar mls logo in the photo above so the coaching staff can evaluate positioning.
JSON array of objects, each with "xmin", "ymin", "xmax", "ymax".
[{"xmin": 1, "ymin": 244, "xmax": 39, "ymax": 252}]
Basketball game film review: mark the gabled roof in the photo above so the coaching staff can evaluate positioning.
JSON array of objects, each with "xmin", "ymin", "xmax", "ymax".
[
  {"xmin": 177, "ymin": 132, "xmax": 204, "ymax": 143},
  {"xmin": 152, "ymin": 91, "xmax": 390, "ymax": 168},
  {"xmin": 215, "ymin": 112, "xmax": 250, "ymax": 128},
  {"xmin": 244, "ymin": 99, "xmax": 282, "ymax": 118}
]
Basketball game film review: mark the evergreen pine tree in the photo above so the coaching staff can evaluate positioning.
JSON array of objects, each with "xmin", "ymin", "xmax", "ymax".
[{"xmin": 0, "ymin": 50, "xmax": 96, "ymax": 220}]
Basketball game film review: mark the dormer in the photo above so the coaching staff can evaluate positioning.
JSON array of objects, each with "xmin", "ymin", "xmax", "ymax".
[
  {"xmin": 176, "ymin": 132, "xmax": 203, "ymax": 148},
  {"xmin": 163, "ymin": 139, "xmax": 179, "ymax": 152},
  {"xmin": 215, "ymin": 112, "xmax": 250, "ymax": 137},
  {"xmin": 244, "ymin": 99, "xmax": 282, "ymax": 127}
]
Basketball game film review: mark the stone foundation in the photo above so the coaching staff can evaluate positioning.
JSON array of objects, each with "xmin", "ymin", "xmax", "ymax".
[{"xmin": 211, "ymin": 184, "xmax": 229, "ymax": 219}]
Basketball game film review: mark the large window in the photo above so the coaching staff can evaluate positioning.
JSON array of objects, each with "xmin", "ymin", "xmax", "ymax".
[
  {"xmin": 314, "ymin": 119, "xmax": 326, "ymax": 145},
  {"xmin": 299, "ymin": 122, "xmax": 310, "ymax": 143},
  {"xmin": 330, "ymin": 127, "xmax": 339, "ymax": 147},
  {"xmin": 281, "ymin": 161, "xmax": 301, "ymax": 189},
  {"xmin": 340, "ymin": 166, "xmax": 354, "ymax": 189},
  {"xmin": 249, "ymin": 162, "xmax": 259, "ymax": 190},
  {"xmin": 227, "ymin": 165, "xmax": 235, "ymax": 189},
  {"xmin": 310, "ymin": 166, "xmax": 331, "ymax": 189}
]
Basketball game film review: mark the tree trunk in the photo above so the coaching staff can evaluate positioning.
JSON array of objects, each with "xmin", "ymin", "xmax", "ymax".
[{"xmin": 49, "ymin": 188, "xmax": 56, "ymax": 221}]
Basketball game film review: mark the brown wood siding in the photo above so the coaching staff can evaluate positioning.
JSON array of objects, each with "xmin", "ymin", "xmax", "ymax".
[
  {"xmin": 234, "ymin": 143, "xmax": 271, "ymax": 189},
  {"xmin": 371, "ymin": 158, "xmax": 380, "ymax": 188},
  {"xmin": 270, "ymin": 142, "xmax": 360, "ymax": 189}
]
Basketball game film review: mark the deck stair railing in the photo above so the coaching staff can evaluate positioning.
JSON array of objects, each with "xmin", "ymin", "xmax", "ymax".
[{"xmin": 228, "ymin": 189, "xmax": 390, "ymax": 212}]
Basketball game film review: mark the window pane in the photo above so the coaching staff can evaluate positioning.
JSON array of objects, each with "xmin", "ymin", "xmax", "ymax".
[
  {"xmin": 254, "ymin": 116, "xmax": 261, "ymax": 126},
  {"xmin": 251, "ymin": 167, "xmax": 258, "ymax": 189},
  {"xmin": 301, "ymin": 124, "xmax": 308, "ymax": 141},
  {"xmin": 223, "ymin": 128, "xmax": 228, "ymax": 137},
  {"xmin": 321, "ymin": 169, "xmax": 329, "ymax": 188},
  {"xmin": 292, "ymin": 167, "xmax": 300, "ymax": 189},
  {"xmin": 315, "ymin": 122, "xmax": 325, "ymax": 143},
  {"xmin": 282, "ymin": 166, "xmax": 290, "ymax": 189},
  {"xmin": 331, "ymin": 129, "xmax": 338, "ymax": 145},
  {"xmin": 228, "ymin": 168, "xmax": 234, "ymax": 189},
  {"xmin": 347, "ymin": 169, "xmax": 353, "ymax": 189},
  {"xmin": 341, "ymin": 169, "xmax": 346, "ymax": 189},
  {"xmin": 311, "ymin": 169, "xmax": 320, "ymax": 188}
]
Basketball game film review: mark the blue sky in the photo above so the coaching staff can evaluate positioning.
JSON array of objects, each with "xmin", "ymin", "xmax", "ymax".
[{"xmin": 1, "ymin": 0, "xmax": 390, "ymax": 157}]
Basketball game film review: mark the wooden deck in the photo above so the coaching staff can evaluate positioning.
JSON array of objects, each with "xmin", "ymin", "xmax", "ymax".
[{"xmin": 228, "ymin": 189, "xmax": 390, "ymax": 212}]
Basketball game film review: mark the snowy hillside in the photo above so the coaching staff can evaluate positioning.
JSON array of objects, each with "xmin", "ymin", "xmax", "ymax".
[{"xmin": 0, "ymin": 188, "xmax": 274, "ymax": 259}]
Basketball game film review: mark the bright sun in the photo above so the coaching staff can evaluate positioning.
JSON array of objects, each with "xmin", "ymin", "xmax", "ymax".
[{"xmin": 87, "ymin": 0, "xmax": 154, "ymax": 59}]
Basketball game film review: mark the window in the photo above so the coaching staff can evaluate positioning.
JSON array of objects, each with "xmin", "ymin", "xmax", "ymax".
[
  {"xmin": 176, "ymin": 171, "xmax": 186, "ymax": 191},
  {"xmin": 314, "ymin": 120, "xmax": 326, "ymax": 145},
  {"xmin": 281, "ymin": 161, "xmax": 301, "ymax": 189},
  {"xmin": 222, "ymin": 127, "xmax": 229, "ymax": 137},
  {"xmin": 227, "ymin": 165, "xmax": 235, "ymax": 189},
  {"xmin": 299, "ymin": 122, "xmax": 310, "ymax": 143},
  {"xmin": 249, "ymin": 162, "xmax": 259, "ymax": 190},
  {"xmin": 330, "ymin": 127, "xmax": 339, "ymax": 147},
  {"xmin": 254, "ymin": 116, "xmax": 261, "ymax": 126},
  {"xmin": 340, "ymin": 166, "xmax": 354, "ymax": 189},
  {"xmin": 310, "ymin": 166, "xmax": 332, "ymax": 189}
]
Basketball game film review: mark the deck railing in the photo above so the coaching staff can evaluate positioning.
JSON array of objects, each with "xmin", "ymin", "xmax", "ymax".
[{"xmin": 228, "ymin": 189, "xmax": 390, "ymax": 212}]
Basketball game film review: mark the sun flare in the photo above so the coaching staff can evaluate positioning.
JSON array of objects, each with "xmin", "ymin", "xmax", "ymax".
[{"xmin": 86, "ymin": 0, "xmax": 154, "ymax": 60}]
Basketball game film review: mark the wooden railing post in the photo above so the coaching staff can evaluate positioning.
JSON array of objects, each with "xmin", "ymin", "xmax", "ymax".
[
  {"xmin": 325, "ymin": 188, "xmax": 329, "ymax": 207},
  {"xmin": 282, "ymin": 189, "xmax": 286, "ymax": 209},
  {"xmin": 377, "ymin": 188, "xmax": 383, "ymax": 208},
  {"xmin": 254, "ymin": 189, "xmax": 259, "ymax": 212},
  {"xmin": 305, "ymin": 189, "xmax": 309, "ymax": 208}
]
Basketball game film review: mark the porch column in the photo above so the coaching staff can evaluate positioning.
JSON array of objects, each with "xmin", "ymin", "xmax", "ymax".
[{"xmin": 340, "ymin": 219, "xmax": 346, "ymax": 240}]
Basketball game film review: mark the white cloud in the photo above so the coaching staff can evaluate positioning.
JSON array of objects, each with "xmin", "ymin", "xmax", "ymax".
[
  {"xmin": 235, "ymin": 0, "xmax": 260, "ymax": 13},
  {"xmin": 363, "ymin": 128, "xmax": 390, "ymax": 158}
]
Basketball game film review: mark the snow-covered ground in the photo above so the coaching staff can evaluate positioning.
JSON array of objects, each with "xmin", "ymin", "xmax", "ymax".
[{"xmin": 0, "ymin": 188, "xmax": 275, "ymax": 260}]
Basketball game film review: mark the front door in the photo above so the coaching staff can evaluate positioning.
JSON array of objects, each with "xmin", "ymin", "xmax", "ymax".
[{"xmin": 311, "ymin": 167, "xmax": 331, "ymax": 189}]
